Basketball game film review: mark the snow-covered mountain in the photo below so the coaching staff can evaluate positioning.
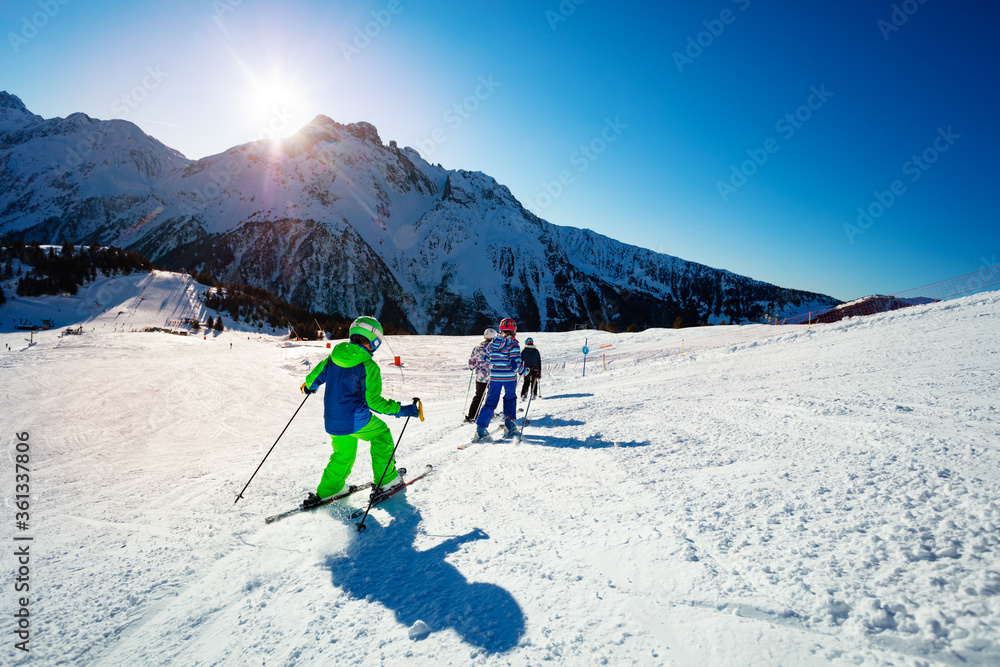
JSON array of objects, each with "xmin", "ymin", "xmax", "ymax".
[{"xmin": 0, "ymin": 91, "xmax": 839, "ymax": 333}]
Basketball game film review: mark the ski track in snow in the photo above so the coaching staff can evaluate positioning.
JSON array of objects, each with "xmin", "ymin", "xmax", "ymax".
[{"xmin": 1, "ymin": 275, "xmax": 998, "ymax": 666}]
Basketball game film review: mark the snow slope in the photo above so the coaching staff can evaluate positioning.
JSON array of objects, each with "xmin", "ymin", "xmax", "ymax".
[
  {"xmin": 1, "ymin": 279, "xmax": 998, "ymax": 666},
  {"xmin": 0, "ymin": 269, "xmax": 275, "ymax": 336}
]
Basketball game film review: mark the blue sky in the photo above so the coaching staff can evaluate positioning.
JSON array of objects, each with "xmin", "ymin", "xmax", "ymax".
[{"xmin": 2, "ymin": 0, "xmax": 998, "ymax": 301}]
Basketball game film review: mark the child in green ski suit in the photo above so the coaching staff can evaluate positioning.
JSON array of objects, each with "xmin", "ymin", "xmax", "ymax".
[{"xmin": 299, "ymin": 316, "xmax": 419, "ymax": 504}]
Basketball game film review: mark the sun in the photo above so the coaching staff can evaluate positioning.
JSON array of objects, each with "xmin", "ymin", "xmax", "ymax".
[
  {"xmin": 241, "ymin": 76, "xmax": 304, "ymax": 141},
  {"xmin": 247, "ymin": 79, "xmax": 293, "ymax": 117}
]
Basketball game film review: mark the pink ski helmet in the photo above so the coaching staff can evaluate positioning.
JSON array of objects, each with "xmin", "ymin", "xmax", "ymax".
[{"xmin": 499, "ymin": 318, "xmax": 517, "ymax": 334}]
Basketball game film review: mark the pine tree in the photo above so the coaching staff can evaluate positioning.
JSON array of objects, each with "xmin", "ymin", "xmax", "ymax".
[
  {"xmin": 206, "ymin": 316, "xmax": 215, "ymax": 330},
  {"xmin": 214, "ymin": 316, "xmax": 224, "ymax": 332}
]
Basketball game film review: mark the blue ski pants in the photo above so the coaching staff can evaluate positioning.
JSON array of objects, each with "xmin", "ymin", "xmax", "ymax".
[{"xmin": 475, "ymin": 380, "xmax": 517, "ymax": 428}]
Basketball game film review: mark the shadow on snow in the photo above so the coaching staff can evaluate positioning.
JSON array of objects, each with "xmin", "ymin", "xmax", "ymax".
[
  {"xmin": 521, "ymin": 431, "xmax": 650, "ymax": 449},
  {"xmin": 325, "ymin": 498, "xmax": 525, "ymax": 654},
  {"xmin": 523, "ymin": 415, "xmax": 586, "ymax": 428},
  {"xmin": 538, "ymin": 392, "xmax": 594, "ymax": 400}
]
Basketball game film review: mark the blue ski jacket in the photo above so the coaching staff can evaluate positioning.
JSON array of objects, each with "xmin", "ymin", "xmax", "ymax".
[{"xmin": 304, "ymin": 341, "xmax": 402, "ymax": 435}]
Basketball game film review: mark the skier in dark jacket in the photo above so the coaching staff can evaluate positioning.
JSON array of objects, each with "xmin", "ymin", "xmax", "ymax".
[
  {"xmin": 520, "ymin": 338, "xmax": 541, "ymax": 399},
  {"xmin": 299, "ymin": 316, "xmax": 419, "ymax": 507}
]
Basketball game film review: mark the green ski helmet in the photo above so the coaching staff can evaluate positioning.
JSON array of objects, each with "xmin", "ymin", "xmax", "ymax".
[{"xmin": 349, "ymin": 315, "xmax": 384, "ymax": 351}]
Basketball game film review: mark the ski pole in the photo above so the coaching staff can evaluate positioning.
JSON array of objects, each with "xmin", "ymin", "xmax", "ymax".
[
  {"xmin": 472, "ymin": 381, "xmax": 488, "ymax": 421},
  {"xmin": 235, "ymin": 393, "xmax": 310, "ymax": 504},
  {"xmin": 518, "ymin": 385, "xmax": 534, "ymax": 443},
  {"xmin": 356, "ymin": 397, "xmax": 422, "ymax": 532},
  {"xmin": 461, "ymin": 370, "xmax": 473, "ymax": 418}
]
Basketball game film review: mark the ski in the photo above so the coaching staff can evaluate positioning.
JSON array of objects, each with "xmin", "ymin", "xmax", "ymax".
[
  {"xmin": 264, "ymin": 467, "xmax": 408, "ymax": 524},
  {"xmin": 459, "ymin": 425, "xmax": 506, "ymax": 449},
  {"xmin": 349, "ymin": 465, "xmax": 434, "ymax": 519},
  {"xmin": 498, "ymin": 418, "xmax": 528, "ymax": 441}
]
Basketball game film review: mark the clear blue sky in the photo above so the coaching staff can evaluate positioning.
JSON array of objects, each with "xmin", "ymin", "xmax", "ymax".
[{"xmin": 2, "ymin": 0, "xmax": 998, "ymax": 301}]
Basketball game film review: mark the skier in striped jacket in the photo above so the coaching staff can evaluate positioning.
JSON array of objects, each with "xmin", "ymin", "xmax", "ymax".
[{"xmin": 474, "ymin": 318, "xmax": 529, "ymax": 440}]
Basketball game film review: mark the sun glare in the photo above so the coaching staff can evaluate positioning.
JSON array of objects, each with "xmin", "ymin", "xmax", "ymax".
[{"xmin": 242, "ymin": 76, "xmax": 303, "ymax": 142}]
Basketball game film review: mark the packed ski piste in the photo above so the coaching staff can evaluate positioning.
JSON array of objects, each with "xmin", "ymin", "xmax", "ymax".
[{"xmin": 2, "ymin": 275, "xmax": 999, "ymax": 666}]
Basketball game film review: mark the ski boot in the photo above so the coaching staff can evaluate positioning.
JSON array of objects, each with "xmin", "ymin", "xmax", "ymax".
[
  {"xmin": 301, "ymin": 492, "xmax": 323, "ymax": 509},
  {"xmin": 374, "ymin": 476, "xmax": 404, "ymax": 498}
]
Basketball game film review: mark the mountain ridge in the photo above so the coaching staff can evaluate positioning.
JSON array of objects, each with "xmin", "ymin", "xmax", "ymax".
[{"xmin": 0, "ymin": 91, "xmax": 839, "ymax": 333}]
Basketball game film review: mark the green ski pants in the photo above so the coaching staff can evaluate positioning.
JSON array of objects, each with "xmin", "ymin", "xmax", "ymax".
[{"xmin": 316, "ymin": 415, "xmax": 399, "ymax": 497}]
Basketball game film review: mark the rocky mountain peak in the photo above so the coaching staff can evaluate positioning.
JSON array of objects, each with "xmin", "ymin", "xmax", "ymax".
[
  {"xmin": 0, "ymin": 91, "xmax": 30, "ymax": 112},
  {"xmin": 345, "ymin": 121, "xmax": 381, "ymax": 145},
  {"xmin": 0, "ymin": 91, "xmax": 42, "ymax": 127},
  {"xmin": 292, "ymin": 116, "xmax": 381, "ymax": 148},
  {"xmin": 305, "ymin": 114, "xmax": 337, "ymax": 129}
]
